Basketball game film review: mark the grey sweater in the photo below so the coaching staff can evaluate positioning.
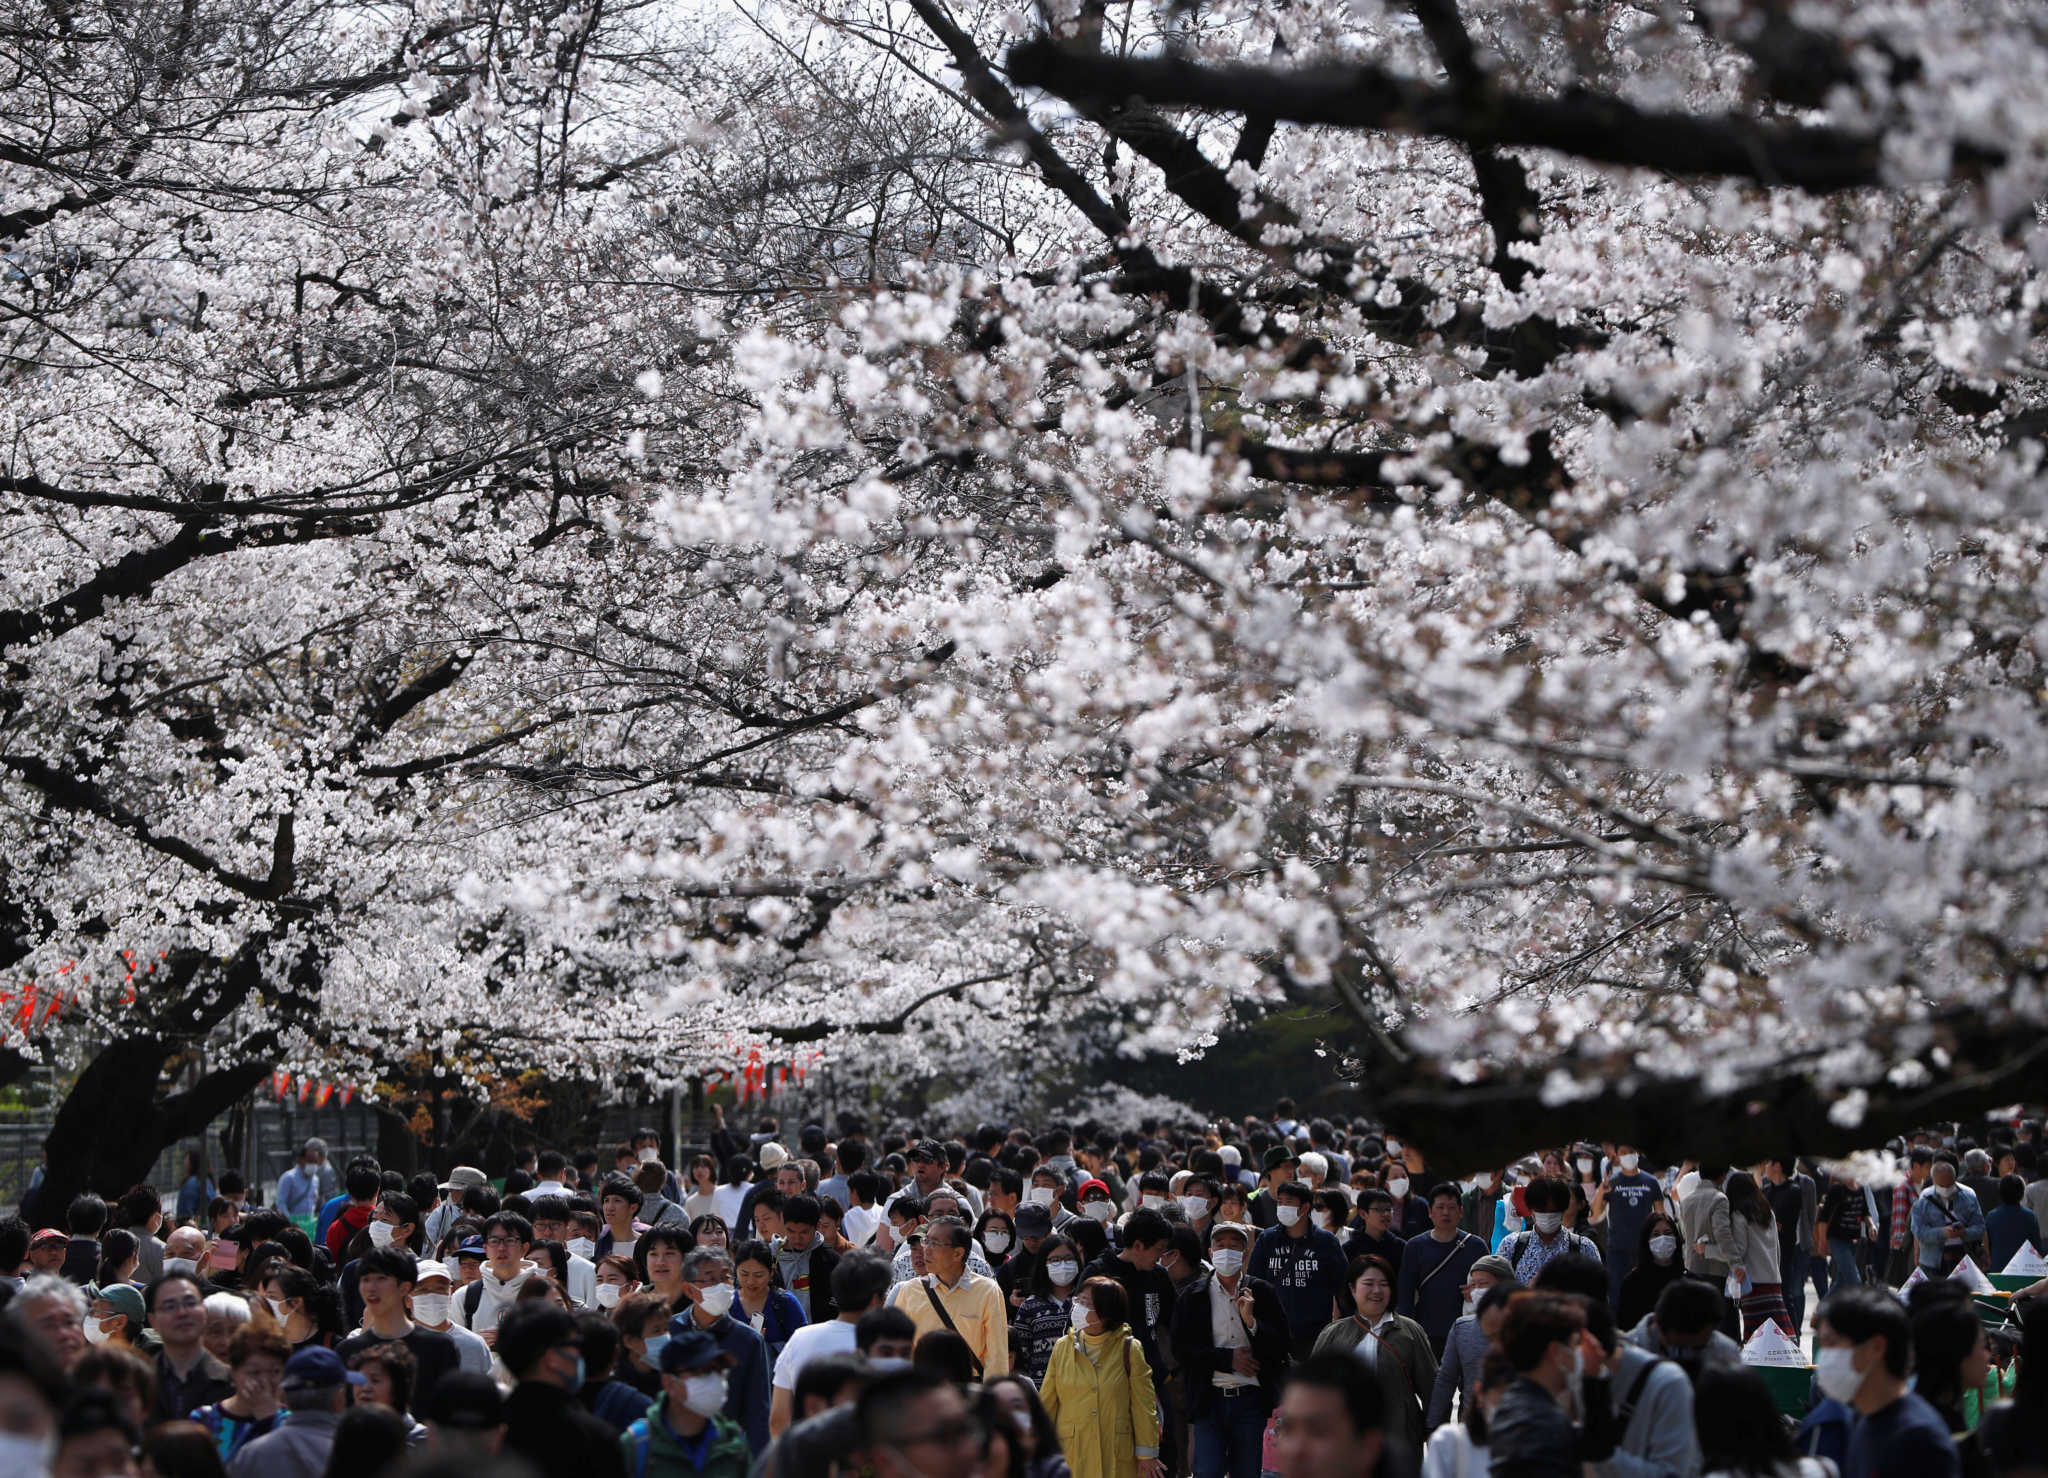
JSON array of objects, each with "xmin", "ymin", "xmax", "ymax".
[{"xmin": 1591, "ymin": 1343, "xmax": 1703, "ymax": 1478}]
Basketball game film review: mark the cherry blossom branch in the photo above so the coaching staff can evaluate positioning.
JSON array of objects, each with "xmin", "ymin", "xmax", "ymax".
[{"xmin": 1003, "ymin": 41, "xmax": 2008, "ymax": 191}]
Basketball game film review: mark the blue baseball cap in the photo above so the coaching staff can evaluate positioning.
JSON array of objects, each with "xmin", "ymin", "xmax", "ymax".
[
  {"xmin": 282, "ymin": 1346, "xmax": 369, "ymax": 1391},
  {"xmin": 658, "ymin": 1328, "xmax": 726, "ymax": 1374}
]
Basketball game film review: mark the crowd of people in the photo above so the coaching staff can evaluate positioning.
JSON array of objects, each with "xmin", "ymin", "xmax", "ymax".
[{"xmin": 0, "ymin": 1100, "xmax": 2045, "ymax": 1478}]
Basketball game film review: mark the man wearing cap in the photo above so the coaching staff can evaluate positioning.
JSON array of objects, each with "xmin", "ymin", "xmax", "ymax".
[
  {"xmin": 1171, "ymin": 1221, "xmax": 1290, "ymax": 1478},
  {"xmin": 226, "ymin": 1346, "xmax": 362, "ymax": 1478},
  {"xmin": 425, "ymin": 1165, "xmax": 489, "ymax": 1250},
  {"xmin": 498, "ymin": 1300, "xmax": 630, "ymax": 1478},
  {"xmin": 997, "ymin": 1201, "xmax": 1057, "ymax": 1305},
  {"xmin": 148, "ymin": 1270, "xmax": 233, "ymax": 1421},
  {"xmin": 27, "ymin": 1227, "xmax": 68, "ymax": 1277},
  {"xmin": 406, "ymin": 1256, "xmax": 493, "ymax": 1375},
  {"xmin": 1424, "ymin": 1254, "xmax": 1515, "ymax": 1430},
  {"xmin": 620, "ymin": 1326, "xmax": 751, "ymax": 1477},
  {"xmin": 337, "ymin": 1246, "xmax": 461, "ymax": 1407},
  {"xmin": 884, "ymin": 1140, "xmax": 979, "ymax": 1221},
  {"xmin": 86, "ymin": 1283, "xmax": 148, "ymax": 1350},
  {"xmin": 421, "ymin": 1368, "xmax": 506, "ymax": 1457},
  {"xmin": 275, "ymin": 1139, "xmax": 335, "ymax": 1221},
  {"xmin": 1249, "ymin": 1147, "xmax": 1297, "ymax": 1231}
]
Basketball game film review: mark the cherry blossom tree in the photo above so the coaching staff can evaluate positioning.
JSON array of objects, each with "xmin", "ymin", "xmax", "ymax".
[{"xmin": 8, "ymin": 0, "xmax": 2048, "ymax": 1200}]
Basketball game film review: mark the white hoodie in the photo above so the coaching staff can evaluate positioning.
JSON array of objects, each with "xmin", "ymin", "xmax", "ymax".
[{"xmin": 458, "ymin": 1259, "xmax": 538, "ymax": 1334}]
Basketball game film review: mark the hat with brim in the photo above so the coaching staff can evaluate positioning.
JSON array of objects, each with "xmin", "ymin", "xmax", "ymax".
[
  {"xmin": 92, "ymin": 1284, "xmax": 146, "ymax": 1326},
  {"xmin": 1263, "ymin": 1146, "xmax": 1298, "ymax": 1172},
  {"xmin": 438, "ymin": 1166, "xmax": 489, "ymax": 1192},
  {"xmin": 1471, "ymin": 1255, "xmax": 1515, "ymax": 1283},
  {"xmin": 758, "ymin": 1144, "xmax": 790, "ymax": 1170},
  {"xmin": 30, "ymin": 1228, "xmax": 65, "ymax": 1248},
  {"xmin": 1015, "ymin": 1204, "xmax": 1054, "ymax": 1237},
  {"xmin": 282, "ymin": 1345, "xmax": 369, "ymax": 1391},
  {"xmin": 658, "ymin": 1327, "xmax": 726, "ymax": 1374}
]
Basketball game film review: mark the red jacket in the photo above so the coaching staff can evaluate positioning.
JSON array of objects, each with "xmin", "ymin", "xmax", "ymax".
[{"xmin": 326, "ymin": 1202, "xmax": 374, "ymax": 1261}]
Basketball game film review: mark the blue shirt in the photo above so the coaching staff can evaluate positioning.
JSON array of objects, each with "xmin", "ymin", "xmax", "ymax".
[
  {"xmin": 1987, "ymin": 1204, "xmax": 2042, "ymax": 1272},
  {"xmin": 1603, "ymin": 1172, "xmax": 1665, "ymax": 1262},
  {"xmin": 1245, "ymin": 1224, "xmax": 1348, "ymax": 1341},
  {"xmin": 1841, "ymin": 1390, "xmax": 1960, "ymax": 1478},
  {"xmin": 1394, "ymin": 1229, "xmax": 1484, "ymax": 1347}
]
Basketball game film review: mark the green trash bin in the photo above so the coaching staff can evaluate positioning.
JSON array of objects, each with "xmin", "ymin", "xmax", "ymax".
[
  {"xmin": 1991, "ymin": 1273, "xmax": 2039, "ymax": 1294},
  {"xmin": 1752, "ymin": 1364, "xmax": 1814, "ymax": 1418}
]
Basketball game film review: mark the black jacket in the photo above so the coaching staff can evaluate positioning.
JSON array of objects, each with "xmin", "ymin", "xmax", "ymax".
[
  {"xmin": 502, "ymin": 1379, "xmax": 628, "ymax": 1478},
  {"xmin": 1486, "ymin": 1375, "xmax": 1615, "ymax": 1477},
  {"xmin": 1168, "ymin": 1272, "xmax": 1291, "ymax": 1418}
]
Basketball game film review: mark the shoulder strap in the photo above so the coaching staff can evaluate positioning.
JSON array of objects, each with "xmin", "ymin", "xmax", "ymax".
[
  {"xmin": 920, "ymin": 1276, "xmax": 984, "ymax": 1378},
  {"xmin": 1615, "ymin": 1358, "xmax": 1663, "ymax": 1429},
  {"xmin": 462, "ymin": 1280, "xmax": 485, "ymax": 1322},
  {"xmin": 1413, "ymin": 1235, "xmax": 1474, "ymax": 1294},
  {"xmin": 629, "ymin": 1424, "xmax": 652, "ymax": 1478}
]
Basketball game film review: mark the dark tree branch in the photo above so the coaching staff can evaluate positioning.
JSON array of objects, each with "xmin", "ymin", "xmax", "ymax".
[{"xmin": 1004, "ymin": 40, "xmax": 2006, "ymax": 192}]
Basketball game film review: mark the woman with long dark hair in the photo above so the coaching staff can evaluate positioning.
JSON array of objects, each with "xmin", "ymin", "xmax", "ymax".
[
  {"xmin": 1616, "ymin": 1211, "xmax": 1686, "ymax": 1332},
  {"xmin": 1723, "ymin": 1172, "xmax": 1794, "ymax": 1340},
  {"xmin": 1910, "ymin": 1287, "xmax": 1993, "ymax": 1478},
  {"xmin": 1693, "ymin": 1364, "xmax": 1831, "ymax": 1476}
]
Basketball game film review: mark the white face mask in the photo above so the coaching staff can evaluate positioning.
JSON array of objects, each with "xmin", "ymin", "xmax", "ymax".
[
  {"xmin": 1384, "ymin": 1142, "xmax": 1402, "ymax": 1157},
  {"xmin": 84, "ymin": 1317, "xmax": 114, "ymax": 1346},
  {"xmin": 412, "ymin": 1293, "xmax": 452, "ymax": 1326},
  {"xmin": 1179, "ymin": 1196, "xmax": 1210, "ymax": 1220},
  {"xmin": 682, "ymin": 1372, "xmax": 728, "ymax": 1417},
  {"xmin": 1311, "ymin": 1210, "xmax": 1333, "ymax": 1230},
  {"xmin": 638, "ymin": 1147, "xmax": 659, "ymax": 1163},
  {"xmin": 1210, "ymin": 1249, "xmax": 1244, "ymax": 1277},
  {"xmin": 697, "ymin": 1283, "xmax": 737, "ymax": 1317},
  {"xmin": 1276, "ymin": 1205, "xmax": 1302, "ymax": 1227},
  {"xmin": 984, "ymin": 1232, "xmax": 1012, "ymax": 1253},
  {"xmin": 1462, "ymin": 1294, "xmax": 1478, "ymax": 1316},
  {"xmin": 1046, "ymin": 1259, "xmax": 1079, "ymax": 1286},
  {"xmin": 1386, "ymin": 1178, "xmax": 1409, "ymax": 1199},
  {"xmin": 568, "ymin": 1238, "xmax": 597, "ymax": 1259},
  {"xmin": 1932, "ymin": 1182, "xmax": 1956, "ymax": 1202},
  {"xmin": 1532, "ymin": 1212, "xmax": 1564, "ymax": 1235},
  {"xmin": 1027, "ymin": 1187, "xmax": 1058, "ymax": 1207},
  {"xmin": 1083, "ymin": 1202, "xmax": 1113, "ymax": 1222},
  {"xmin": 1069, "ymin": 1302, "xmax": 1092, "ymax": 1330},
  {"xmin": 595, "ymin": 1284, "xmax": 623, "ymax": 1309},
  {"xmin": 1814, "ymin": 1346, "xmax": 1869, "ymax": 1404},
  {"xmin": 368, "ymin": 1220, "xmax": 397, "ymax": 1250},
  {"xmin": 1649, "ymin": 1235, "xmax": 1679, "ymax": 1263},
  {"xmin": 1140, "ymin": 1195, "xmax": 1167, "ymax": 1210},
  {"xmin": 267, "ymin": 1297, "xmax": 293, "ymax": 1323},
  {"xmin": 1619, "ymin": 1155, "xmax": 1640, "ymax": 1172},
  {"xmin": 1577, "ymin": 1159, "xmax": 1595, "ymax": 1176},
  {"xmin": 164, "ymin": 1257, "xmax": 199, "ymax": 1278},
  {"xmin": 0, "ymin": 1431, "xmax": 56, "ymax": 1478}
]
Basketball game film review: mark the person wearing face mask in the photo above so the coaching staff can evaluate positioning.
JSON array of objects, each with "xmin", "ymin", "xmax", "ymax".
[
  {"xmin": 1076, "ymin": 1179, "xmax": 1121, "ymax": 1234},
  {"xmin": 618, "ymin": 1327, "xmax": 750, "ymax": 1478},
  {"xmin": 1497, "ymin": 1180, "xmax": 1601, "ymax": 1288},
  {"xmin": 1424, "ymin": 1261, "xmax": 1517, "ymax": 1431},
  {"xmin": 1170, "ymin": 1221, "xmax": 1290, "ymax": 1478},
  {"xmin": 671, "ymin": 1246, "xmax": 773, "ymax": 1453},
  {"xmin": 1014, "ymin": 1233, "xmax": 1085, "ymax": 1382},
  {"xmin": 1813, "ymin": 1285, "xmax": 1961, "ymax": 1478},
  {"xmin": 404, "ymin": 1258, "xmax": 492, "ymax": 1375},
  {"xmin": 977, "ymin": 1210, "xmax": 1019, "ymax": 1271},
  {"xmin": 1247, "ymin": 1182, "xmax": 1350, "ymax": 1361},
  {"xmin": 1614, "ymin": 1214, "xmax": 1686, "ymax": 1333},
  {"xmin": 493, "ymin": 1301, "xmax": 630, "ymax": 1478},
  {"xmin": 83, "ymin": 1284, "xmax": 146, "ymax": 1353},
  {"xmin": 1380, "ymin": 1160, "xmax": 1430, "ymax": 1241},
  {"xmin": 339, "ymin": 1189, "xmax": 422, "ymax": 1329},
  {"xmin": 335, "ymin": 1246, "xmax": 461, "ymax": 1409},
  {"xmin": 1911, "ymin": 1157, "xmax": 1987, "ymax": 1278},
  {"xmin": 1485, "ymin": 1291, "xmax": 1617, "ymax": 1477},
  {"xmin": 1589, "ymin": 1147, "xmax": 1666, "ymax": 1315},
  {"xmin": 1041, "ymin": 1278, "xmax": 1164, "ymax": 1478},
  {"xmin": 1000, "ymin": 1203, "xmax": 1057, "ymax": 1306}
]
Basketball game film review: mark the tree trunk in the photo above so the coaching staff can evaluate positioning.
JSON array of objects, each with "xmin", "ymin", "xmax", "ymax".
[{"xmin": 27, "ymin": 1036, "xmax": 269, "ymax": 1225}]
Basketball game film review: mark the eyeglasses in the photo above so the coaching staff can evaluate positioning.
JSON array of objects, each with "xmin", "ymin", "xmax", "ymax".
[{"xmin": 484, "ymin": 1236, "xmax": 522, "ymax": 1249}]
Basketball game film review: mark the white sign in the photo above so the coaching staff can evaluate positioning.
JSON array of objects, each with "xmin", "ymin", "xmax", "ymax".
[
  {"xmin": 1741, "ymin": 1319, "xmax": 1809, "ymax": 1368},
  {"xmin": 2001, "ymin": 1241, "xmax": 2048, "ymax": 1276}
]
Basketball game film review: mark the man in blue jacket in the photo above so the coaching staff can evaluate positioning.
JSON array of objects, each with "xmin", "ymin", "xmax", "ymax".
[
  {"xmin": 1245, "ymin": 1180, "xmax": 1348, "ymax": 1360},
  {"xmin": 670, "ymin": 1245, "xmax": 772, "ymax": 1453},
  {"xmin": 1910, "ymin": 1158, "xmax": 1986, "ymax": 1276}
]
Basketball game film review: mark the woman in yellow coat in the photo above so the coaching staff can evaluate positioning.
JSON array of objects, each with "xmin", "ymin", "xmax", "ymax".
[{"xmin": 1039, "ymin": 1276, "xmax": 1165, "ymax": 1478}]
